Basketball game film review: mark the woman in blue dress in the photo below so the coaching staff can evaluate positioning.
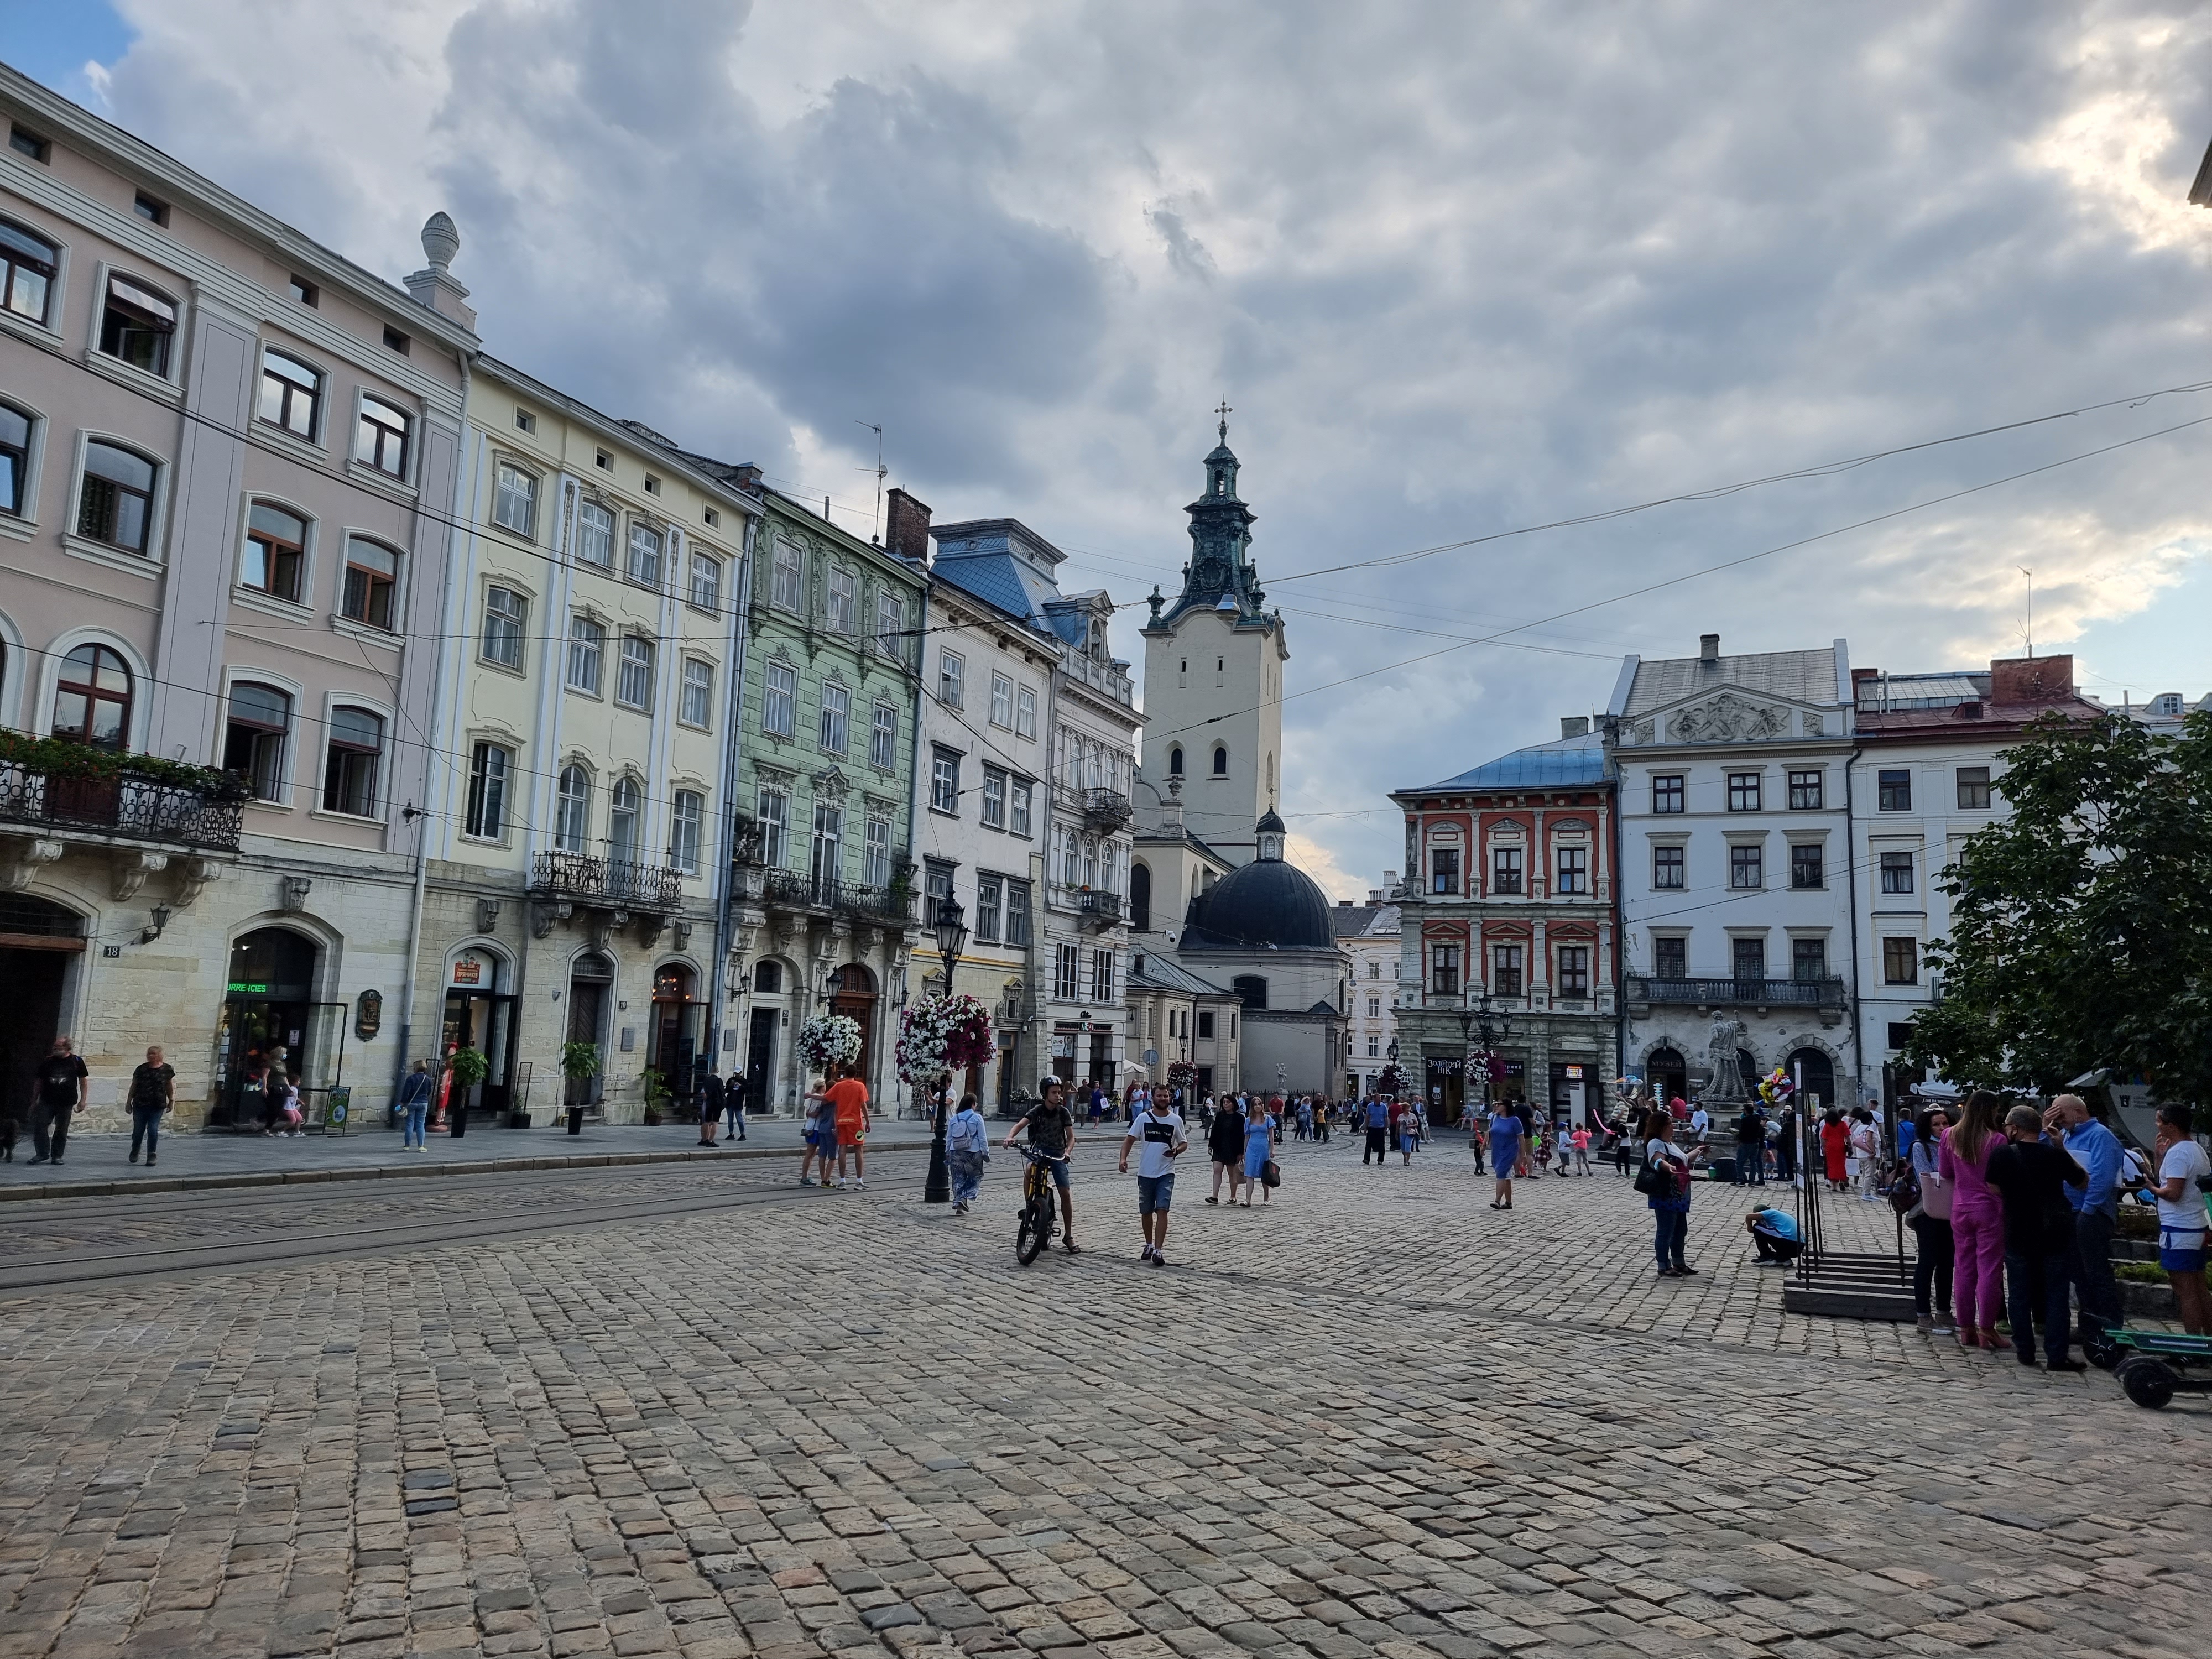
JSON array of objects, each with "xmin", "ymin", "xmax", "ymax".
[{"xmin": 1241, "ymin": 1096, "xmax": 1275, "ymax": 1207}]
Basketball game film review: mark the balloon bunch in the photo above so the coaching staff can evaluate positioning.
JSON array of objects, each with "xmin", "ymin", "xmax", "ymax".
[{"xmin": 1757, "ymin": 1067, "xmax": 1794, "ymax": 1107}]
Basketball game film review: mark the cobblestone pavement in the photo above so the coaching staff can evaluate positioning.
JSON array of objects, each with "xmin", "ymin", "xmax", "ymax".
[{"xmin": 1, "ymin": 1135, "xmax": 2204, "ymax": 1659}]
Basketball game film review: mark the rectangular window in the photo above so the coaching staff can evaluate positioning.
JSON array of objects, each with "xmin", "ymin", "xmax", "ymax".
[
  {"xmin": 990, "ymin": 672, "xmax": 1014, "ymax": 728},
  {"xmin": 981, "ymin": 766, "xmax": 1007, "ymax": 828},
  {"xmin": 669, "ymin": 790, "xmax": 703, "ymax": 875},
  {"xmin": 1, "ymin": 217, "xmax": 56, "ymax": 324},
  {"xmin": 863, "ymin": 817, "xmax": 891, "ymax": 886},
  {"xmin": 1016, "ymin": 685, "xmax": 1037, "ymax": 739},
  {"xmin": 382, "ymin": 326, "xmax": 409, "ymax": 356},
  {"xmin": 869, "ymin": 701, "xmax": 896, "ymax": 769},
  {"xmin": 1192, "ymin": 1010, "xmax": 1213, "ymax": 1040},
  {"xmin": 356, "ymin": 395, "xmax": 410, "ymax": 478},
  {"xmin": 0, "ymin": 401, "xmax": 30, "ymax": 517},
  {"xmin": 974, "ymin": 875, "xmax": 1003, "ymax": 944},
  {"xmin": 1491, "ymin": 945, "xmax": 1522, "ymax": 998},
  {"xmin": 1652, "ymin": 844, "xmax": 1684, "ymax": 890},
  {"xmin": 818, "ymin": 682, "xmax": 849, "ymax": 754},
  {"xmin": 1888, "ymin": 1021, "xmax": 1916, "ymax": 1050},
  {"xmin": 1732, "ymin": 937, "xmax": 1766, "ymax": 982},
  {"xmin": 771, "ymin": 539, "xmax": 803, "ymax": 611},
  {"xmin": 1556, "ymin": 846, "xmax": 1588, "ymax": 894},
  {"xmin": 939, "ymin": 649, "xmax": 964, "ymax": 708},
  {"xmin": 626, "ymin": 522, "xmax": 663, "ymax": 588},
  {"xmin": 1792, "ymin": 937, "xmax": 1828, "ymax": 982},
  {"xmin": 99, "ymin": 274, "xmax": 175, "ymax": 376},
  {"xmin": 241, "ymin": 503, "xmax": 306, "ymax": 601},
  {"xmin": 1009, "ymin": 779, "xmax": 1032, "ymax": 837},
  {"xmin": 1877, "ymin": 769, "xmax": 1912, "ymax": 812},
  {"xmin": 1428, "ymin": 943, "xmax": 1461, "ymax": 997},
  {"xmin": 1557, "ymin": 945, "xmax": 1590, "ymax": 997},
  {"xmin": 757, "ymin": 786, "xmax": 789, "ymax": 867},
  {"xmin": 762, "ymin": 662, "xmax": 795, "ymax": 737},
  {"xmin": 689, "ymin": 551, "xmax": 721, "ymax": 612},
  {"xmin": 680, "ymin": 658, "xmax": 713, "ymax": 728},
  {"xmin": 1879, "ymin": 851, "xmax": 1914, "ymax": 894},
  {"xmin": 258, "ymin": 350, "xmax": 321, "ymax": 439},
  {"xmin": 1726, "ymin": 771, "xmax": 1761, "ymax": 812},
  {"xmin": 576, "ymin": 499, "xmax": 612, "ymax": 566},
  {"xmin": 1430, "ymin": 846, "xmax": 1460, "ymax": 895},
  {"xmin": 1729, "ymin": 844, "xmax": 1763, "ymax": 889},
  {"xmin": 1790, "ymin": 842, "xmax": 1824, "ymax": 889},
  {"xmin": 77, "ymin": 441, "xmax": 156, "ymax": 552},
  {"xmin": 1652, "ymin": 774, "xmax": 1684, "ymax": 814},
  {"xmin": 827, "ymin": 567, "xmax": 855, "ymax": 634},
  {"xmin": 616, "ymin": 636, "xmax": 654, "ymax": 709},
  {"xmin": 931, "ymin": 750, "xmax": 960, "ymax": 815},
  {"xmin": 222, "ymin": 683, "xmax": 290, "ymax": 802},
  {"xmin": 9, "ymin": 125, "xmax": 51, "ymax": 163},
  {"xmin": 810, "ymin": 802, "xmax": 842, "ymax": 890},
  {"xmin": 465, "ymin": 743, "xmax": 510, "ymax": 838},
  {"xmin": 1093, "ymin": 949, "xmax": 1114, "ymax": 1003},
  {"xmin": 1883, "ymin": 936, "xmax": 1919, "ymax": 984},
  {"xmin": 566, "ymin": 617, "xmax": 604, "ymax": 693},
  {"xmin": 1005, "ymin": 880, "xmax": 1031, "ymax": 946},
  {"xmin": 482, "ymin": 585, "xmax": 526, "ymax": 668},
  {"xmin": 703, "ymin": 507, "xmax": 718, "ymax": 528},
  {"xmin": 341, "ymin": 539, "xmax": 399, "ymax": 630},
  {"xmin": 492, "ymin": 462, "xmax": 536, "ymax": 536},
  {"xmin": 1055, "ymin": 943, "xmax": 1079, "ymax": 1001},
  {"xmin": 512, "ymin": 406, "xmax": 533, "ymax": 432},
  {"xmin": 323, "ymin": 707, "xmax": 384, "ymax": 817},
  {"xmin": 1367, "ymin": 997, "xmax": 1381, "ymax": 1018},
  {"xmin": 875, "ymin": 589, "xmax": 903, "ymax": 655},
  {"xmin": 1653, "ymin": 936, "xmax": 1687, "ymax": 979},
  {"xmin": 1956, "ymin": 766, "xmax": 1992, "ymax": 810},
  {"xmin": 1491, "ymin": 846, "xmax": 1522, "ymax": 895},
  {"xmin": 1788, "ymin": 769, "xmax": 1823, "ymax": 811},
  {"xmin": 1366, "ymin": 1035, "xmax": 1380, "ymax": 1058}
]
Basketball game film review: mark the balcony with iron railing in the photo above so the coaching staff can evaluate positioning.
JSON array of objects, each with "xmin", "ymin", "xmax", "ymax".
[
  {"xmin": 0, "ymin": 754, "xmax": 243, "ymax": 852},
  {"xmin": 759, "ymin": 867, "xmax": 912, "ymax": 924},
  {"xmin": 1625, "ymin": 975, "xmax": 1847, "ymax": 1009},
  {"xmin": 529, "ymin": 851, "xmax": 685, "ymax": 912}
]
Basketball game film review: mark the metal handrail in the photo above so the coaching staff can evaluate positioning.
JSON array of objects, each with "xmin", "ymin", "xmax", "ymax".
[
  {"xmin": 0, "ymin": 761, "xmax": 243, "ymax": 851},
  {"xmin": 528, "ymin": 851, "xmax": 685, "ymax": 911},
  {"xmin": 1625, "ymin": 975, "xmax": 1846, "ymax": 1007}
]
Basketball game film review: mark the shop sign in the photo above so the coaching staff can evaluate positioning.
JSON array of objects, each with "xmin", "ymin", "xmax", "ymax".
[
  {"xmin": 355, "ymin": 988, "xmax": 382, "ymax": 1041},
  {"xmin": 227, "ymin": 980, "xmax": 271, "ymax": 995},
  {"xmin": 451, "ymin": 956, "xmax": 483, "ymax": 986}
]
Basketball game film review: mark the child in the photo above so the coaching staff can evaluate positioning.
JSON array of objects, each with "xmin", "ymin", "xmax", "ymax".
[
  {"xmin": 1571, "ymin": 1124, "xmax": 1593, "ymax": 1176},
  {"xmin": 946, "ymin": 1092, "xmax": 989, "ymax": 1214},
  {"xmin": 1556, "ymin": 1124, "xmax": 1574, "ymax": 1176},
  {"xmin": 280, "ymin": 1071, "xmax": 305, "ymax": 1136},
  {"xmin": 798, "ymin": 1079, "xmax": 830, "ymax": 1186}
]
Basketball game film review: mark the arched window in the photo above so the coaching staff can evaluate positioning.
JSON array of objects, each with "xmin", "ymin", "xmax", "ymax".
[
  {"xmin": 0, "ymin": 218, "xmax": 58, "ymax": 325},
  {"xmin": 1211, "ymin": 744, "xmax": 1228, "ymax": 776},
  {"xmin": 1168, "ymin": 744, "xmax": 1183, "ymax": 776},
  {"xmin": 1129, "ymin": 862, "xmax": 1151, "ymax": 931},
  {"xmin": 341, "ymin": 538, "xmax": 400, "ymax": 630},
  {"xmin": 322, "ymin": 706, "xmax": 384, "ymax": 816},
  {"xmin": 98, "ymin": 273, "xmax": 177, "ymax": 376},
  {"xmin": 53, "ymin": 643, "xmax": 132, "ymax": 748},
  {"xmin": 258, "ymin": 348, "xmax": 323, "ymax": 438},
  {"xmin": 753, "ymin": 960, "xmax": 782, "ymax": 994},
  {"xmin": 608, "ymin": 776, "xmax": 641, "ymax": 863},
  {"xmin": 1785, "ymin": 1047, "xmax": 1838, "ymax": 1113},
  {"xmin": 555, "ymin": 765, "xmax": 590, "ymax": 853},
  {"xmin": 77, "ymin": 441, "xmax": 157, "ymax": 553},
  {"xmin": 1232, "ymin": 974, "xmax": 1268, "ymax": 1010},
  {"xmin": 222, "ymin": 682, "xmax": 291, "ymax": 800},
  {"xmin": 241, "ymin": 503, "xmax": 307, "ymax": 601}
]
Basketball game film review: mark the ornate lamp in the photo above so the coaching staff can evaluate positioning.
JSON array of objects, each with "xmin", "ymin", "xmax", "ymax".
[{"xmin": 922, "ymin": 899, "xmax": 966, "ymax": 1205}]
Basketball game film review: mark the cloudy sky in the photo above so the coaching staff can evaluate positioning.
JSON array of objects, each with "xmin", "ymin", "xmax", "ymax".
[{"xmin": 14, "ymin": 1, "xmax": 2212, "ymax": 896}]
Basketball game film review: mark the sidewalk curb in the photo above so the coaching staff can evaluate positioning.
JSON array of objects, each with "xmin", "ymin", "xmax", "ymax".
[{"xmin": 0, "ymin": 1135, "xmax": 936, "ymax": 1204}]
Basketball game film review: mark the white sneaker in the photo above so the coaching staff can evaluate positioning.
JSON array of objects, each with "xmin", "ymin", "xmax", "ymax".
[
  {"xmin": 833, "ymin": 1177, "xmax": 847, "ymax": 1188},
  {"xmin": 851, "ymin": 1180, "xmax": 867, "ymax": 1191}
]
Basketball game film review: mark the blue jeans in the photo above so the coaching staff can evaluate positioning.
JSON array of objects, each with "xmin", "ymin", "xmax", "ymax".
[
  {"xmin": 2005, "ymin": 1245, "xmax": 2075, "ymax": 1364},
  {"xmin": 403, "ymin": 1103, "xmax": 429, "ymax": 1147},
  {"xmin": 1652, "ymin": 1207, "xmax": 1689, "ymax": 1270},
  {"xmin": 130, "ymin": 1105, "xmax": 163, "ymax": 1159}
]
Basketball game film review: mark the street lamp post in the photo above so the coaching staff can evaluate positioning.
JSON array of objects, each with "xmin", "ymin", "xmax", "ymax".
[
  {"xmin": 922, "ymin": 898, "xmax": 968, "ymax": 1206},
  {"xmin": 1456, "ymin": 992, "xmax": 1513, "ymax": 1124}
]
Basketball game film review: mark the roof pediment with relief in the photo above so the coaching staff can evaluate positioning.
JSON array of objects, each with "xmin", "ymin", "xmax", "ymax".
[{"xmin": 1619, "ymin": 689, "xmax": 1837, "ymax": 747}]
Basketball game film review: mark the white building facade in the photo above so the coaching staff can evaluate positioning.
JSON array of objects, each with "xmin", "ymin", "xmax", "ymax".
[{"xmin": 1334, "ymin": 879, "xmax": 1401, "ymax": 1097}]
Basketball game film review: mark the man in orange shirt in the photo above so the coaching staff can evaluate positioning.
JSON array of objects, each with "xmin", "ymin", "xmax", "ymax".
[{"xmin": 824, "ymin": 1063, "xmax": 872, "ymax": 1190}]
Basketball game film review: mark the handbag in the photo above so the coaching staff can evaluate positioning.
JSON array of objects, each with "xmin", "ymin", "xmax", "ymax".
[
  {"xmin": 1887, "ymin": 1166, "xmax": 1921, "ymax": 1216},
  {"xmin": 1632, "ymin": 1159, "xmax": 1668, "ymax": 1197},
  {"xmin": 1262, "ymin": 1159, "xmax": 1281, "ymax": 1189}
]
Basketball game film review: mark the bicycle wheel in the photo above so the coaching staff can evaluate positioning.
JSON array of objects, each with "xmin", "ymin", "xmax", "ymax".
[{"xmin": 1016, "ymin": 1192, "xmax": 1050, "ymax": 1265}]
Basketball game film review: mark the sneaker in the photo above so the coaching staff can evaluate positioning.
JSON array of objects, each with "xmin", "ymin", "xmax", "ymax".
[
  {"xmin": 1149, "ymin": 1253, "xmax": 1166, "ymax": 1268},
  {"xmin": 27, "ymin": 1155, "xmax": 49, "ymax": 1166},
  {"xmin": 50, "ymin": 1158, "xmax": 62, "ymax": 1167},
  {"xmin": 129, "ymin": 1153, "xmax": 140, "ymax": 1165},
  {"xmin": 832, "ymin": 1177, "xmax": 847, "ymax": 1189},
  {"xmin": 1914, "ymin": 1315, "xmax": 1935, "ymax": 1335},
  {"xmin": 2046, "ymin": 1358, "xmax": 2087, "ymax": 1374},
  {"xmin": 851, "ymin": 1181, "xmax": 867, "ymax": 1191},
  {"xmin": 144, "ymin": 1156, "xmax": 155, "ymax": 1166},
  {"xmin": 1932, "ymin": 1319, "xmax": 1955, "ymax": 1335},
  {"xmin": 1140, "ymin": 1245, "xmax": 1155, "ymax": 1262}
]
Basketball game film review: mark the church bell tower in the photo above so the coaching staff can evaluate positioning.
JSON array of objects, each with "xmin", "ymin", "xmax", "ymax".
[{"xmin": 1138, "ymin": 411, "xmax": 1288, "ymax": 866}]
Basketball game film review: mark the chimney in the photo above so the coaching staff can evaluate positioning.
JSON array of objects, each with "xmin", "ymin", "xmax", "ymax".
[
  {"xmin": 403, "ymin": 211, "xmax": 476, "ymax": 328},
  {"xmin": 729, "ymin": 462, "xmax": 764, "ymax": 493},
  {"xmin": 1383, "ymin": 869, "xmax": 1398, "ymax": 891},
  {"xmin": 1990, "ymin": 653, "xmax": 2074, "ymax": 705},
  {"xmin": 1699, "ymin": 633, "xmax": 1720, "ymax": 665},
  {"xmin": 884, "ymin": 488, "xmax": 932, "ymax": 564},
  {"xmin": 1560, "ymin": 715, "xmax": 1589, "ymax": 740}
]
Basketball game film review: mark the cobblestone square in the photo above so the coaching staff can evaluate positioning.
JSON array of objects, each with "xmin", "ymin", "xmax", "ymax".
[{"xmin": 1, "ymin": 1135, "xmax": 2204, "ymax": 1659}]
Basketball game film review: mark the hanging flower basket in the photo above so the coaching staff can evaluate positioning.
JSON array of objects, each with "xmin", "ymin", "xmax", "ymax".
[
  {"xmin": 1166, "ymin": 1061, "xmax": 1199, "ymax": 1093},
  {"xmin": 897, "ymin": 992, "xmax": 995, "ymax": 1083},
  {"xmin": 796, "ymin": 1014, "xmax": 863, "ymax": 1072}
]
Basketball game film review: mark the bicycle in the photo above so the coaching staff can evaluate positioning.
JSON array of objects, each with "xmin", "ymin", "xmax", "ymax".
[{"xmin": 1014, "ymin": 1145, "xmax": 1065, "ymax": 1265}]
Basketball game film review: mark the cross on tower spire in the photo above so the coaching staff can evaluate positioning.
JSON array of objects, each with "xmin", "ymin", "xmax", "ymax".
[{"xmin": 1214, "ymin": 400, "xmax": 1233, "ymax": 442}]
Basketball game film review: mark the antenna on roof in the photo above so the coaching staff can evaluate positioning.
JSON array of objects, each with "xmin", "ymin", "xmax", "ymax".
[
  {"xmin": 855, "ymin": 421, "xmax": 886, "ymax": 545},
  {"xmin": 2019, "ymin": 566, "xmax": 2034, "ymax": 658}
]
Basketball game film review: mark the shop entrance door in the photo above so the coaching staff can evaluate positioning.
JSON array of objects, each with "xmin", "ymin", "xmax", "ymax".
[
  {"xmin": 440, "ymin": 992, "xmax": 517, "ymax": 1116},
  {"xmin": 828, "ymin": 963, "xmax": 877, "ymax": 1085},
  {"xmin": 744, "ymin": 1008, "xmax": 778, "ymax": 1115},
  {"xmin": 566, "ymin": 953, "xmax": 613, "ymax": 1107},
  {"xmin": 215, "ymin": 927, "xmax": 338, "ymax": 1129},
  {"xmin": 0, "ymin": 898, "xmax": 81, "ymax": 1119},
  {"xmin": 1426, "ymin": 1058, "xmax": 1464, "ymax": 1123}
]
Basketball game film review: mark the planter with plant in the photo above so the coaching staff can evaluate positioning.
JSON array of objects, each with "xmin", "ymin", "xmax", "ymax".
[{"xmin": 640, "ymin": 1068, "xmax": 671, "ymax": 1126}]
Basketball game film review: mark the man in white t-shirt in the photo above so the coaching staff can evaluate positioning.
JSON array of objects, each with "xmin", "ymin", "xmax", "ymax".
[
  {"xmin": 2137, "ymin": 1102, "xmax": 2211, "ymax": 1335},
  {"xmin": 1119, "ymin": 1098, "xmax": 1188, "ymax": 1267},
  {"xmin": 1689, "ymin": 1103, "xmax": 1710, "ymax": 1142}
]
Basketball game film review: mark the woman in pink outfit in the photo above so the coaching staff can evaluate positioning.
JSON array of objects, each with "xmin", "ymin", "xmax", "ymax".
[{"xmin": 1938, "ymin": 1089, "xmax": 2011, "ymax": 1350}]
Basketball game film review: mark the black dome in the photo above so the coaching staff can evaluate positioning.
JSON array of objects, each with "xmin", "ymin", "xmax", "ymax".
[{"xmin": 1181, "ymin": 857, "xmax": 1335, "ymax": 951}]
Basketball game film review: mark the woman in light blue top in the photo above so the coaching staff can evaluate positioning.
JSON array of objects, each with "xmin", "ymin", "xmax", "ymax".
[
  {"xmin": 1241, "ymin": 1097, "xmax": 1275, "ymax": 1207},
  {"xmin": 946, "ymin": 1092, "xmax": 989, "ymax": 1213}
]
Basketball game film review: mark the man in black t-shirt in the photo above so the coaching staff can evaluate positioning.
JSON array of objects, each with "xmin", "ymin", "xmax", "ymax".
[
  {"xmin": 1986, "ymin": 1104, "xmax": 2088, "ymax": 1373},
  {"xmin": 29, "ymin": 1035, "xmax": 90, "ymax": 1166},
  {"xmin": 1005, "ymin": 1078, "xmax": 1080, "ymax": 1253}
]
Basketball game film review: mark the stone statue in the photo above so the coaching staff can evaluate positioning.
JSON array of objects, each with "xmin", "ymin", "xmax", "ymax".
[{"xmin": 1702, "ymin": 1013, "xmax": 1750, "ymax": 1104}]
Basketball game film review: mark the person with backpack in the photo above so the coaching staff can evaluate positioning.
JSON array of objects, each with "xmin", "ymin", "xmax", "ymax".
[
  {"xmin": 946, "ymin": 1092, "xmax": 989, "ymax": 1214},
  {"xmin": 1906, "ymin": 1103, "xmax": 1955, "ymax": 1337}
]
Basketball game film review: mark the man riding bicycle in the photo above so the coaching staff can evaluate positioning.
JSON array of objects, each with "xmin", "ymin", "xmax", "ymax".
[{"xmin": 1005, "ymin": 1076, "xmax": 1080, "ymax": 1254}]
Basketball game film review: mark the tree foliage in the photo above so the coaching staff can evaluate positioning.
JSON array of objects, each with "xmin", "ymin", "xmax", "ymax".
[{"xmin": 1907, "ymin": 710, "xmax": 2212, "ymax": 1104}]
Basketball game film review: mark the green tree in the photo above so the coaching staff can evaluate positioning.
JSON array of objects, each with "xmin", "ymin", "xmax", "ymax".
[{"xmin": 1907, "ymin": 709, "xmax": 2212, "ymax": 1104}]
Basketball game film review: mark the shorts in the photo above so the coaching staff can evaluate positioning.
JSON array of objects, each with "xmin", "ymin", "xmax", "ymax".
[
  {"xmin": 1136, "ymin": 1173, "xmax": 1174, "ymax": 1214},
  {"xmin": 2160, "ymin": 1231, "xmax": 2207, "ymax": 1273},
  {"xmin": 1037, "ymin": 1154, "xmax": 1071, "ymax": 1190},
  {"xmin": 836, "ymin": 1123, "xmax": 864, "ymax": 1149},
  {"xmin": 804, "ymin": 1127, "xmax": 823, "ymax": 1149}
]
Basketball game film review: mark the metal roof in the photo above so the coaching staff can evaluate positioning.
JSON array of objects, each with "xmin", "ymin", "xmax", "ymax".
[
  {"xmin": 1128, "ymin": 953, "xmax": 1232, "ymax": 998},
  {"xmin": 1620, "ymin": 642, "xmax": 1848, "ymax": 716},
  {"xmin": 1408, "ymin": 732, "xmax": 1608, "ymax": 795}
]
